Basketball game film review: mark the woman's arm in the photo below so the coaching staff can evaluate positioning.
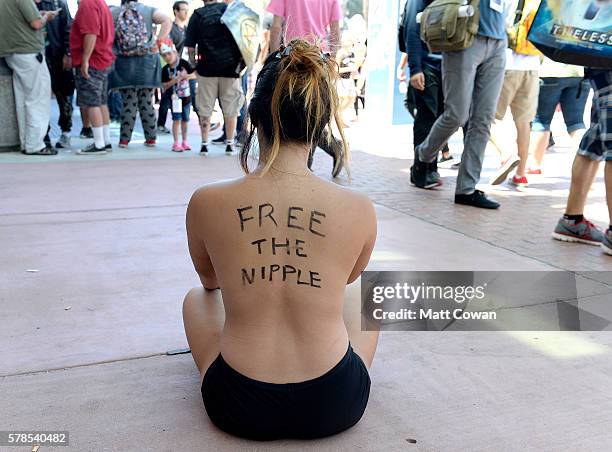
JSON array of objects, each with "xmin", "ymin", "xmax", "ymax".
[
  {"xmin": 152, "ymin": 9, "xmax": 172, "ymax": 42},
  {"xmin": 347, "ymin": 196, "xmax": 377, "ymax": 284},
  {"xmin": 186, "ymin": 189, "xmax": 220, "ymax": 290}
]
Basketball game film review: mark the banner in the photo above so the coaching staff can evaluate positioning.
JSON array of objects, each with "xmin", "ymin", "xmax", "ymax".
[
  {"xmin": 221, "ymin": 0, "xmax": 262, "ymax": 69},
  {"xmin": 528, "ymin": 0, "xmax": 612, "ymax": 68}
]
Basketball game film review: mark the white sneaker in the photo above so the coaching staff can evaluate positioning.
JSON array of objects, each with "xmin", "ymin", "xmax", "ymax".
[
  {"xmin": 55, "ymin": 133, "xmax": 71, "ymax": 149},
  {"xmin": 489, "ymin": 155, "xmax": 520, "ymax": 186}
]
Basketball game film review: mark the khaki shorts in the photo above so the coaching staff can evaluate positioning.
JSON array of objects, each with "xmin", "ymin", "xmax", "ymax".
[
  {"xmin": 495, "ymin": 70, "xmax": 539, "ymax": 123},
  {"xmin": 196, "ymin": 75, "xmax": 245, "ymax": 117}
]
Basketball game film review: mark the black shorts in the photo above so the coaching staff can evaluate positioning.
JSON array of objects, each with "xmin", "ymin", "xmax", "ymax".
[{"xmin": 201, "ymin": 343, "xmax": 371, "ymax": 440}]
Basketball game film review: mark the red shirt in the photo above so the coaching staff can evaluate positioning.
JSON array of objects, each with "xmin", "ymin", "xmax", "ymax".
[{"xmin": 70, "ymin": 0, "xmax": 115, "ymax": 71}]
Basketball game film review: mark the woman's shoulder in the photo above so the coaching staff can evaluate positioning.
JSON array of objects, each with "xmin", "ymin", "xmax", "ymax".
[{"xmin": 188, "ymin": 177, "xmax": 249, "ymax": 206}]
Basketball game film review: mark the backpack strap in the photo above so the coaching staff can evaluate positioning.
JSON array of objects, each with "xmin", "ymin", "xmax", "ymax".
[{"xmin": 514, "ymin": 0, "xmax": 526, "ymax": 25}]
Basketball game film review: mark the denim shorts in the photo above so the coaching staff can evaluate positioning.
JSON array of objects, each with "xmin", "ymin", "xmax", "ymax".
[
  {"xmin": 577, "ymin": 71, "xmax": 612, "ymax": 162},
  {"xmin": 532, "ymin": 77, "xmax": 591, "ymax": 133},
  {"xmin": 171, "ymin": 102, "xmax": 191, "ymax": 122}
]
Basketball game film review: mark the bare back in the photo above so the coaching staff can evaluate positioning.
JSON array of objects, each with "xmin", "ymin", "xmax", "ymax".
[{"xmin": 187, "ymin": 170, "xmax": 376, "ymax": 383}]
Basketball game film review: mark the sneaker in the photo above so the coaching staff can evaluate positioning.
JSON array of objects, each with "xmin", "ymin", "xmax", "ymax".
[
  {"xmin": 182, "ymin": 141, "xmax": 191, "ymax": 151},
  {"xmin": 79, "ymin": 127, "xmax": 93, "ymax": 139},
  {"xmin": 509, "ymin": 175, "xmax": 528, "ymax": 187},
  {"xmin": 55, "ymin": 132, "xmax": 71, "ymax": 149},
  {"xmin": 23, "ymin": 145, "xmax": 58, "ymax": 156},
  {"xmin": 172, "ymin": 143, "xmax": 183, "ymax": 152},
  {"xmin": 438, "ymin": 154, "xmax": 454, "ymax": 168},
  {"xmin": 157, "ymin": 125, "xmax": 171, "ymax": 134},
  {"xmin": 527, "ymin": 167, "xmax": 542, "ymax": 175},
  {"xmin": 144, "ymin": 139, "xmax": 156, "ymax": 147},
  {"xmin": 118, "ymin": 140, "xmax": 129, "ymax": 148},
  {"xmin": 455, "ymin": 190, "xmax": 500, "ymax": 209},
  {"xmin": 105, "ymin": 143, "xmax": 113, "ymax": 152},
  {"xmin": 602, "ymin": 230, "xmax": 612, "ymax": 255},
  {"xmin": 410, "ymin": 150, "xmax": 442, "ymax": 189},
  {"xmin": 200, "ymin": 143, "xmax": 209, "ymax": 154},
  {"xmin": 489, "ymin": 155, "xmax": 520, "ymax": 185},
  {"xmin": 77, "ymin": 143, "xmax": 107, "ymax": 155},
  {"xmin": 213, "ymin": 134, "xmax": 226, "ymax": 144},
  {"xmin": 225, "ymin": 143, "xmax": 234, "ymax": 154},
  {"xmin": 552, "ymin": 217, "xmax": 603, "ymax": 246}
]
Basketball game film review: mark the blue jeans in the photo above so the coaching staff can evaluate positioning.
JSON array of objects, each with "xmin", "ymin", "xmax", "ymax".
[
  {"xmin": 171, "ymin": 102, "xmax": 191, "ymax": 122},
  {"xmin": 108, "ymin": 90, "xmax": 123, "ymax": 121},
  {"xmin": 532, "ymin": 77, "xmax": 591, "ymax": 133}
]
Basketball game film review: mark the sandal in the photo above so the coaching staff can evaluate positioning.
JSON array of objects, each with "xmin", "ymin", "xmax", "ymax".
[{"xmin": 22, "ymin": 147, "xmax": 58, "ymax": 156}]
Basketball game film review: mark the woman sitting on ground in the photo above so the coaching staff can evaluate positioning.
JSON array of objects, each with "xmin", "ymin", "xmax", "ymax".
[{"xmin": 182, "ymin": 39, "xmax": 379, "ymax": 441}]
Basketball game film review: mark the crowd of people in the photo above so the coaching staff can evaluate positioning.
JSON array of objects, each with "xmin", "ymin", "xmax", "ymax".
[
  {"xmin": 0, "ymin": 0, "xmax": 366, "ymax": 158},
  {"xmin": 398, "ymin": 0, "xmax": 611, "ymax": 256},
  {"xmin": 0, "ymin": 0, "xmax": 610, "ymax": 257}
]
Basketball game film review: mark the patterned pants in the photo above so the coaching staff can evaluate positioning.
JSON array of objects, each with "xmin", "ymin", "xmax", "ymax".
[
  {"xmin": 577, "ymin": 70, "xmax": 612, "ymax": 162},
  {"xmin": 48, "ymin": 58, "xmax": 74, "ymax": 132},
  {"xmin": 118, "ymin": 88, "xmax": 157, "ymax": 142}
]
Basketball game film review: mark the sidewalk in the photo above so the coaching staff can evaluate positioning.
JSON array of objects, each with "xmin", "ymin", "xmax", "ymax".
[{"xmin": 1, "ymin": 110, "xmax": 611, "ymax": 451}]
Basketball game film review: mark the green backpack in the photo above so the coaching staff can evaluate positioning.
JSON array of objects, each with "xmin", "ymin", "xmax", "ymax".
[{"xmin": 420, "ymin": 0, "xmax": 480, "ymax": 53}]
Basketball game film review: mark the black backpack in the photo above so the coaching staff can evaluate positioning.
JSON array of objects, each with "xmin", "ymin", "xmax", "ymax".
[{"xmin": 191, "ymin": 3, "xmax": 245, "ymax": 74}]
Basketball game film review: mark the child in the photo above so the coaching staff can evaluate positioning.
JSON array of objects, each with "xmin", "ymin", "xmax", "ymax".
[{"xmin": 160, "ymin": 42, "xmax": 196, "ymax": 152}]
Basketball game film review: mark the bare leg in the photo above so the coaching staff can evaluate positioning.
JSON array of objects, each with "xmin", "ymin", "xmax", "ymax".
[
  {"xmin": 172, "ymin": 120, "xmax": 180, "ymax": 144},
  {"xmin": 87, "ymin": 106, "xmax": 103, "ymax": 128},
  {"xmin": 199, "ymin": 116, "xmax": 211, "ymax": 143},
  {"xmin": 80, "ymin": 107, "xmax": 90, "ymax": 128},
  {"xmin": 100, "ymin": 105, "xmax": 110, "ymax": 126},
  {"xmin": 343, "ymin": 277, "xmax": 380, "ymax": 369},
  {"xmin": 224, "ymin": 116, "xmax": 237, "ymax": 142},
  {"xmin": 529, "ymin": 130, "xmax": 550, "ymax": 170},
  {"xmin": 182, "ymin": 287, "xmax": 225, "ymax": 383},
  {"xmin": 181, "ymin": 120, "xmax": 188, "ymax": 142},
  {"xmin": 515, "ymin": 121, "xmax": 530, "ymax": 178},
  {"xmin": 565, "ymin": 154, "xmax": 600, "ymax": 215}
]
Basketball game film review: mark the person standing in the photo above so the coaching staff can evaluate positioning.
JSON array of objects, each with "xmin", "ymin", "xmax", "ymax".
[
  {"xmin": 36, "ymin": 0, "xmax": 74, "ymax": 149},
  {"xmin": 109, "ymin": 0, "xmax": 172, "ymax": 148},
  {"xmin": 157, "ymin": 0, "xmax": 191, "ymax": 134},
  {"xmin": 185, "ymin": 0, "xmax": 245, "ymax": 154},
  {"xmin": 488, "ymin": 48, "xmax": 540, "ymax": 188},
  {"xmin": 527, "ymin": 59, "xmax": 591, "ymax": 174},
  {"xmin": 411, "ymin": 0, "xmax": 508, "ymax": 209},
  {"xmin": 0, "ymin": 0, "xmax": 59, "ymax": 155},
  {"xmin": 70, "ymin": 0, "xmax": 115, "ymax": 155},
  {"xmin": 401, "ymin": 0, "xmax": 453, "ymax": 169},
  {"xmin": 267, "ymin": 0, "xmax": 343, "ymax": 171},
  {"xmin": 267, "ymin": 0, "xmax": 342, "ymax": 56},
  {"xmin": 552, "ymin": 69, "xmax": 612, "ymax": 256}
]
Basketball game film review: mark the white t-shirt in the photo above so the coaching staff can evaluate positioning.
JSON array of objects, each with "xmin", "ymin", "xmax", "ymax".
[{"xmin": 505, "ymin": 49, "xmax": 540, "ymax": 71}]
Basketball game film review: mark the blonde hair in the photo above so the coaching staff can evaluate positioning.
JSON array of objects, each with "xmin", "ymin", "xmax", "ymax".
[{"xmin": 241, "ymin": 39, "xmax": 349, "ymax": 177}]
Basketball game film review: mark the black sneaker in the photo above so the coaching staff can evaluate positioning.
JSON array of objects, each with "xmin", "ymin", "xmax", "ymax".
[
  {"xmin": 225, "ymin": 144, "xmax": 234, "ymax": 154},
  {"xmin": 213, "ymin": 134, "xmax": 226, "ymax": 144},
  {"xmin": 410, "ymin": 150, "xmax": 441, "ymax": 189},
  {"xmin": 79, "ymin": 127, "xmax": 93, "ymax": 139},
  {"xmin": 455, "ymin": 190, "xmax": 500, "ymax": 209},
  {"xmin": 200, "ymin": 143, "xmax": 208, "ymax": 154},
  {"xmin": 105, "ymin": 143, "xmax": 113, "ymax": 152},
  {"xmin": 77, "ymin": 143, "xmax": 107, "ymax": 155}
]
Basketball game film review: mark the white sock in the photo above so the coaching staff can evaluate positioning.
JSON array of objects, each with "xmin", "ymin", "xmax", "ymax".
[
  {"xmin": 103, "ymin": 125, "xmax": 110, "ymax": 145},
  {"xmin": 225, "ymin": 138, "xmax": 235, "ymax": 145},
  {"xmin": 92, "ymin": 126, "xmax": 105, "ymax": 149}
]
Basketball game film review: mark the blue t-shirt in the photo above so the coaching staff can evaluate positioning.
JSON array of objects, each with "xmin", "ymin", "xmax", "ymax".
[{"xmin": 477, "ymin": 0, "xmax": 507, "ymax": 40}]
